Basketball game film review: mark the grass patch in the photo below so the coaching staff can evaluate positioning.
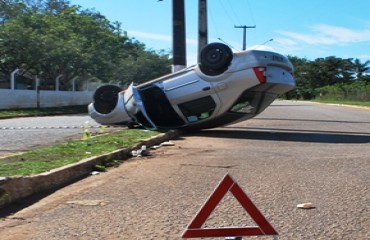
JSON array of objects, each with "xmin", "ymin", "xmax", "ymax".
[
  {"xmin": 0, "ymin": 105, "xmax": 88, "ymax": 118},
  {"xmin": 312, "ymin": 99, "xmax": 370, "ymax": 107},
  {"xmin": 0, "ymin": 129, "xmax": 158, "ymax": 177}
]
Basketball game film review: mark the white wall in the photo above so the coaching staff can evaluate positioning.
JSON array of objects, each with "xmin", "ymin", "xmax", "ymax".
[{"xmin": 0, "ymin": 89, "xmax": 94, "ymax": 109}]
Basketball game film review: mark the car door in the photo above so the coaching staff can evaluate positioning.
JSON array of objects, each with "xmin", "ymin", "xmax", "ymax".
[{"xmin": 161, "ymin": 71, "xmax": 221, "ymax": 123}]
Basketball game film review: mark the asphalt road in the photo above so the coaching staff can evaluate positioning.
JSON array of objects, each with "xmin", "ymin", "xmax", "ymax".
[
  {"xmin": 0, "ymin": 114, "xmax": 102, "ymax": 157},
  {"xmin": 0, "ymin": 101, "xmax": 369, "ymax": 239}
]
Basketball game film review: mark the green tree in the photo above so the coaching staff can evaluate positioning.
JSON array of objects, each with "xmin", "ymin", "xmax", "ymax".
[
  {"xmin": 288, "ymin": 56, "xmax": 317, "ymax": 99},
  {"xmin": 114, "ymin": 41, "xmax": 171, "ymax": 86},
  {"xmin": 353, "ymin": 58, "xmax": 370, "ymax": 78},
  {"xmin": 288, "ymin": 55, "xmax": 362, "ymax": 100},
  {"xmin": 0, "ymin": 1, "xmax": 171, "ymax": 87},
  {"xmin": 0, "ymin": 0, "xmax": 27, "ymax": 24},
  {"xmin": 312, "ymin": 56, "xmax": 354, "ymax": 87}
]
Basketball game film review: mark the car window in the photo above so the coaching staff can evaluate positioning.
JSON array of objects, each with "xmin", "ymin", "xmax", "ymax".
[
  {"xmin": 229, "ymin": 91, "xmax": 276, "ymax": 114},
  {"xmin": 178, "ymin": 96, "xmax": 216, "ymax": 122},
  {"xmin": 229, "ymin": 91, "xmax": 257, "ymax": 114}
]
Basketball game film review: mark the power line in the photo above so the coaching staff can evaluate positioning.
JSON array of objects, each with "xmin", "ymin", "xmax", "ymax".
[
  {"xmin": 218, "ymin": 0, "xmax": 236, "ymax": 26},
  {"xmin": 245, "ymin": 0, "xmax": 256, "ymax": 26},
  {"xmin": 226, "ymin": 0, "xmax": 241, "ymax": 24}
]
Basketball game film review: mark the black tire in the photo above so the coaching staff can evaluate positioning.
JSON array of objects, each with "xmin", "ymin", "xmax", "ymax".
[
  {"xmin": 199, "ymin": 43, "xmax": 233, "ymax": 75},
  {"xmin": 93, "ymin": 85, "xmax": 122, "ymax": 114}
]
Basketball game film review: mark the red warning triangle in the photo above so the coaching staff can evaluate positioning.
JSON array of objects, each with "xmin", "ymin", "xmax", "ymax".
[{"xmin": 182, "ymin": 174, "xmax": 278, "ymax": 238}]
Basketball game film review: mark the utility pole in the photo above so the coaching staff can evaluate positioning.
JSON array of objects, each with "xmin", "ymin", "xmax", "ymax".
[
  {"xmin": 172, "ymin": 0, "xmax": 186, "ymax": 72},
  {"xmin": 198, "ymin": 0, "xmax": 207, "ymax": 57},
  {"xmin": 234, "ymin": 25, "xmax": 256, "ymax": 50}
]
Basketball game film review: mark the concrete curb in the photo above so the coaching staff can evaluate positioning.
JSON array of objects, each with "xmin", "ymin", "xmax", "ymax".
[{"xmin": 0, "ymin": 130, "xmax": 181, "ymax": 209}]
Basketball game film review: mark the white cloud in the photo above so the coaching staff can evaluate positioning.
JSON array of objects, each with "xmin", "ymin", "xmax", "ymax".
[
  {"xmin": 187, "ymin": 53, "xmax": 198, "ymax": 66},
  {"xmin": 127, "ymin": 30, "xmax": 199, "ymax": 65},
  {"xmin": 277, "ymin": 24, "xmax": 370, "ymax": 46},
  {"xmin": 128, "ymin": 30, "xmax": 172, "ymax": 42},
  {"xmin": 357, "ymin": 54, "xmax": 370, "ymax": 62},
  {"xmin": 314, "ymin": 25, "xmax": 370, "ymax": 43},
  {"xmin": 247, "ymin": 45, "xmax": 275, "ymax": 52},
  {"xmin": 186, "ymin": 38, "xmax": 198, "ymax": 46},
  {"xmin": 127, "ymin": 30, "xmax": 198, "ymax": 46},
  {"xmin": 274, "ymin": 37, "xmax": 298, "ymax": 46}
]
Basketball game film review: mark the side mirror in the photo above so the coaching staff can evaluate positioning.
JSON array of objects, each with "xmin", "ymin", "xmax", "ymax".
[{"xmin": 199, "ymin": 42, "xmax": 233, "ymax": 76}]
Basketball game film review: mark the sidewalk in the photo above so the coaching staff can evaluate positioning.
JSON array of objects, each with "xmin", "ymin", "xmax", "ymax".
[{"xmin": 0, "ymin": 130, "xmax": 180, "ymax": 209}]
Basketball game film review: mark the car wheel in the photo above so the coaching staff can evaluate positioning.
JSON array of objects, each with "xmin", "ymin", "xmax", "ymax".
[
  {"xmin": 93, "ymin": 85, "xmax": 121, "ymax": 114},
  {"xmin": 199, "ymin": 43, "xmax": 233, "ymax": 75}
]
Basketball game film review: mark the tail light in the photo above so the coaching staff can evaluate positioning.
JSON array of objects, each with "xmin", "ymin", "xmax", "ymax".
[{"xmin": 253, "ymin": 67, "xmax": 266, "ymax": 83}]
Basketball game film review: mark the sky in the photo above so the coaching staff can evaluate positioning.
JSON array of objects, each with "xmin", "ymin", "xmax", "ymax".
[{"xmin": 69, "ymin": 0, "xmax": 370, "ymax": 66}]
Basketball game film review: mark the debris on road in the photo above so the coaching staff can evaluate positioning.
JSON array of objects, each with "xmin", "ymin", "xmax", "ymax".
[
  {"xmin": 297, "ymin": 202, "xmax": 315, "ymax": 209},
  {"xmin": 131, "ymin": 141, "xmax": 176, "ymax": 157},
  {"xmin": 160, "ymin": 141, "xmax": 175, "ymax": 146},
  {"xmin": 66, "ymin": 200, "xmax": 109, "ymax": 206},
  {"xmin": 131, "ymin": 145, "xmax": 150, "ymax": 157}
]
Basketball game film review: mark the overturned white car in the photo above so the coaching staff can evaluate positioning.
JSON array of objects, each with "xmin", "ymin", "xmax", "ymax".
[{"xmin": 88, "ymin": 43, "xmax": 295, "ymax": 131}]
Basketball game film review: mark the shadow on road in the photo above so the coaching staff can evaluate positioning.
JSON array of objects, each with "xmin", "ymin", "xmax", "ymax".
[
  {"xmin": 0, "ymin": 176, "xmax": 86, "ymax": 218},
  {"xmin": 256, "ymin": 117, "xmax": 370, "ymax": 124},
  {"xmin": 0, "ymin": 189, "xmax": 55, "ymax": 218},
  {"xmin": 189, "ymin": 127, "xmax": 370, "ymax": 144}
]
